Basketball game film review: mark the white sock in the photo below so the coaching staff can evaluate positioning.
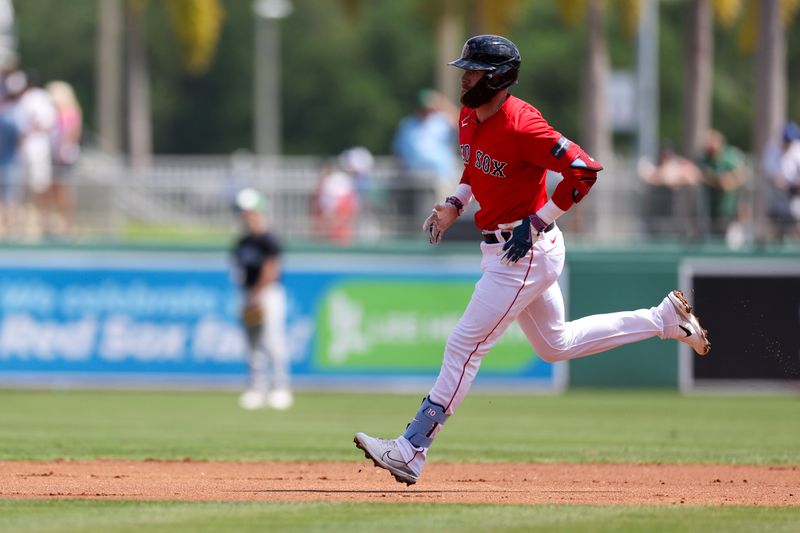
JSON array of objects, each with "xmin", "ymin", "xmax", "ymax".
[
  {"xmin": 657, "ymin": 296, "xmax": 680, "ymax": 339},
  {"xmin": 397, "ymin": 435, "xmax": 426, "ymax": 464}
]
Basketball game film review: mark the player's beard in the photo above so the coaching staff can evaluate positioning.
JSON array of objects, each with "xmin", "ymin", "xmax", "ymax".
[{"xmin": 460, "ymin": 75, "xmax": 498, "ymax": 108}]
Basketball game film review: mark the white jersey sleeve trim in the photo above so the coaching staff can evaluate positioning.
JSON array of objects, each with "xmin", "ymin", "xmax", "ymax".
[
  {"xmin": 536, "ymin": 199, "xmax": 567, "ymax": 225},
  {"xmin": 451, "ymin": 183, "xmax": 473, "ymax": 208}
]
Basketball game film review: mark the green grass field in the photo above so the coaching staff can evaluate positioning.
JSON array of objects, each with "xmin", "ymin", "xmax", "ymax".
[{"xmin": 0, "ymin": 389, "xmax": 798, "ymax": 532}]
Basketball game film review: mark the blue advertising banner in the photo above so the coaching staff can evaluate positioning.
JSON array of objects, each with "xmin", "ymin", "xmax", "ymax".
[{"xmin": 0, "ymin": 251, "xmax": 562, "ymax": 391}]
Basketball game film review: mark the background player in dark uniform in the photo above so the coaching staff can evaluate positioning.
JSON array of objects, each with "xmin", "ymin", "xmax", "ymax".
[{"xmin": 231, "ymin": 188, "xmax": 292, "ymax": 410}]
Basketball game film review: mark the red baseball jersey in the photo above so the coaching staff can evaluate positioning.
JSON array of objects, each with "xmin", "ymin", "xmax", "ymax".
[{"xmin": 458, "ymin": 95, "xmax": 579, "ymax": 230}]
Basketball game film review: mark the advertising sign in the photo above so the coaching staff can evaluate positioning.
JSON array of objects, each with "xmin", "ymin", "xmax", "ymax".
[{"xmin": 0, "ymin": 251, "xmax": 562, "ymax": 391}]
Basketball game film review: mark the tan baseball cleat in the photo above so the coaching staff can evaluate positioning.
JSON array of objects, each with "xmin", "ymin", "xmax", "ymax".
[{"xmin": 667, "ymin": 290, "xmax": 711, "ymax": 355}]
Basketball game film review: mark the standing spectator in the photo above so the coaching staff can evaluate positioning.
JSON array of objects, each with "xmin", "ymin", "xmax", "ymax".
[
  {"xmin": 638, "ymin": 142, "xmax": 702, "ymax": 187},
  {"xmin": 311, "ymin": 161, "xmax": 358, "ymax": 245},
  {"xmin": 0, "ymin": 70, "xmax": 20, "ymax": 238},
  {"xmin": 638, "ymin": 142, "xmax": 702, "ymax": 240},
  {"xmin": 231, "ymin": 188, "xmax": 293, "ymax": 410},
  {"xmin": 45, "ymin": 80, "xmax": 82, "ymax": 237},
  {"xmin": 339, "ymin": 146, "xmax": 374, "ymax": 200},
  {"xmin": 696, "ymin": 129, "xmax": 746, "ymax": 245},
  {"xmin": 763, "ymin": 122, "xmax": 800, "ymax": 241},
  {"xmin": 7, "ymin": 70, "xmax": 55, "ymax": 239},
  {"xmin": 339, "ymin": 146, "xmax": 381, "ymax": 241},
  {"xmin": 391, "ymin": 89, "xmax": 459, "ymax": 226}
]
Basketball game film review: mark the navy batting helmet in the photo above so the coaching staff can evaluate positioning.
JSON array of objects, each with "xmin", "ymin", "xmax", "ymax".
[{"xmin": 449, "ymin": 35, "xmax": 521, "ymax": 108}]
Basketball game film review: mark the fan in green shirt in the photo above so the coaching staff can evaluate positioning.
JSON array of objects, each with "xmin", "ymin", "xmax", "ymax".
[{"xmin": 697, "ymin": 129, "xmax": 746, "ymax": 237}]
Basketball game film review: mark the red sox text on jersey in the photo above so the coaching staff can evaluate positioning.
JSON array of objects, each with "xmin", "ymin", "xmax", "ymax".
[{"xmin": 458, "ymin": 95, "xmax": 599, "ymax": 231}]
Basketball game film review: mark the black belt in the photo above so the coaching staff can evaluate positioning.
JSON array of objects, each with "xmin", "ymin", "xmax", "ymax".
[{"xmin": 482, "ymin": 222, "xmax": 554, "ymax": 244}]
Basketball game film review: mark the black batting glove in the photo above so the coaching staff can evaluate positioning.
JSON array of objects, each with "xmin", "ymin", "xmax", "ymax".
[
  {"xmin": 500, "ymin": 214, "xmax": 548, "ymax": 264},
  {"xmin": 501, "ymin": 216, "xmax": 533, "ymax": 264}
]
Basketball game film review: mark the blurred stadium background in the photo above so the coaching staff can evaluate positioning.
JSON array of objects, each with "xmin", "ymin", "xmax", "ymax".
[{"xmin": 0, "ymin": 0, "xmax": 797, "ymax": 395}]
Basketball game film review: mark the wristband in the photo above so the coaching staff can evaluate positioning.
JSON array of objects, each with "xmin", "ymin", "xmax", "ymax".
[
  {"xmin": 445, "ymin": 196, "xmax": 464, "ymax": 215},
  {"xmin": 529, "ymin": 213, "xmax": 549, "ymax": 234}
]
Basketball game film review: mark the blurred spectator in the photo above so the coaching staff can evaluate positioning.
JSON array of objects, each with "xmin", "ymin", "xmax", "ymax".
[
  {"xmin": 339, "ymin": 146, "xmax": 374, "ymax": 199},
  {"xmin": 763, "ymin": 121, "xmax": 800, "ymax": 241},
  {"xmin": 231, "ymin": 188, "xmax": 293, "ymax": 410},
  {"xmin": 391, "ymin": 89, "xmax": 458, "ymax": 227},
  {"xmin": 638, "ymin": 142, "xmax": 702, "ymax": 240},
  {"xmin": 696, "ymin": 129, "xmax": 747, "ymax": 246},
  {"xmin": 639, "ymin": 142, "xmax": 702, "ymax": 188},
  {"xmin": 339, "ymin": 146, "xmax": 381, "ymax": 241},
  {"xmin": 45, "ymin": 80, "xmax": 82, "ymax": 237},
  {"xmin": 0, "ymin": 69, "xmax": 20, "ymax": 238},
  {"xmin": 312, "ymin": 160, "xmax": 358, "ymax": 245},
  {"xmin": 8, "ymin": 69, "xmax": 56, "ymax": 240}
]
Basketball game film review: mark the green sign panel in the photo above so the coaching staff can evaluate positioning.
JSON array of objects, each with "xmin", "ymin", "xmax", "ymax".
[{"xmin": 315, "ymin": 279, "xmax": 539, "ymax": 373}]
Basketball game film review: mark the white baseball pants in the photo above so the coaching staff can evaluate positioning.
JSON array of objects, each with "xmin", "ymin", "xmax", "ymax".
[
  {"xmin": 428, "ymin": 225, "xmax": 676, "ymax": 414},
  {"xmin": 245, "ymin": 283, "xmax": 291, "ymax": 392}
]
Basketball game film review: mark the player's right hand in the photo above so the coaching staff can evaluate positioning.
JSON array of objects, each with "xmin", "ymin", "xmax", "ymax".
[
  {"xmin": 422, "ymin": 203, "xmax": 458, "ymax": 244},
  {"xmin": 499, "ymin": 216, "xmax": 534, "ymax": 264}
]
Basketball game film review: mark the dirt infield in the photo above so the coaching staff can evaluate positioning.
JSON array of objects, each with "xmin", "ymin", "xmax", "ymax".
[{"xmin": 1, "ymin": 460, "xmax": 797, "ymax": 506}]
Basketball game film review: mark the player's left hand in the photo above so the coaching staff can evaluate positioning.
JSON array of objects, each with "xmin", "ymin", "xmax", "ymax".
[{"xmin": 241, "ymin": 303, "xmax": 265, "ymax": 327}]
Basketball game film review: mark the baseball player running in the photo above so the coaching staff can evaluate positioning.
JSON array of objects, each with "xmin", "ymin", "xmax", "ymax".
[{"xmin": 354, "ymin": 35, "xmax": 710, "ymax": 485}]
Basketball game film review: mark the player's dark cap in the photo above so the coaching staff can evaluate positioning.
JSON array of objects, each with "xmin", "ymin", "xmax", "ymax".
[{"xmin": 448, "ymin": 35, "xmax": 521, "ymax": 72}]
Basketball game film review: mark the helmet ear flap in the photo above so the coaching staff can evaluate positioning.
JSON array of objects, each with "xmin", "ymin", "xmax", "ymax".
[
  {"xmin": 486, "ymin": 62, "xmax": 519, "ymax": 90},
  {"xmin": 461, "ymin": 62, "xmax": 519, "ymax": 108}
]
